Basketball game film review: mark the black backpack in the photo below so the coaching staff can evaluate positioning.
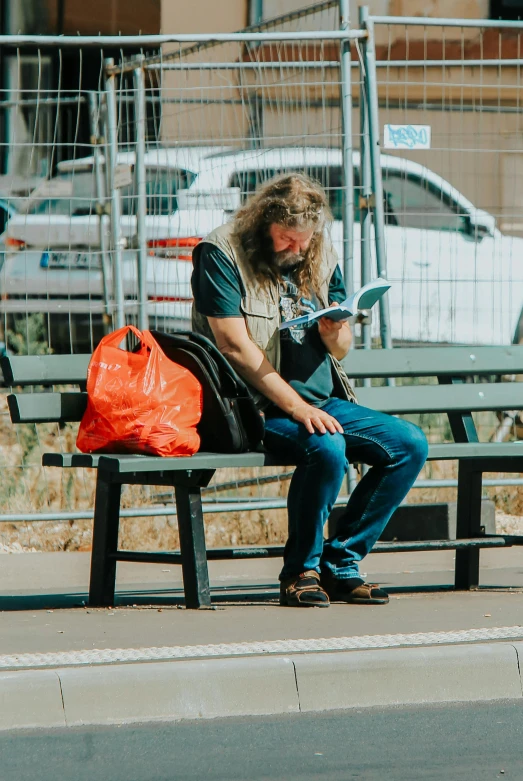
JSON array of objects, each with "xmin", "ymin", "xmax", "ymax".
[{"xmin": 150, "ymin": 330, "xmax": 265, "ymax": 454}]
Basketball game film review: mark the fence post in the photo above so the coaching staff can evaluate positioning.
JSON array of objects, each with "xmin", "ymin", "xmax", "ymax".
[
  {"xmin": 340, "ymin": 1, "xmax": 358, "ymax": 496},
  {"xmin": 358, "ymin": 13, "xmax": 373, "ymax": 367},
  {"xmin": 87, "ymin": 90, "xmax": 112, "ymax": 335},
  {"xmin": 360, "ymin": 6, "xmax": 393, "ymax": 352},
  {"xmin": 339, "ymin": 0, "xmax": 354, "ymax": 295},
  {"xmin": 249, "ymin": 0, "xmax": 264, "ymax": 24},
  {"xmin": 133, "ymin": 61, "xmax": 149, "ymax": 333},
  {"xmin": 103, "ymin": 58, "xmax": 125, "ymax": 331}
]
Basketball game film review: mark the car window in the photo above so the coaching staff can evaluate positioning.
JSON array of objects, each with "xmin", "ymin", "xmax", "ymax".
[
  {"xmin": 28, "ymin": 167, "xmax": 197, "ymax": 217},
  {"xmin": 229, "ymin": 165, "xmax": 347, "ymax": 221},
  {"xmin": 228, "ymin": 165, "xmax": 368, "ymax": 223},
  {"xmin": 0, "ymin": 203, "xmax": 11, "ymax": 234},
  {"xmin": 382, "ymin": 172, "xmax": 465, "ymax": 231},
  {"xmin": 28, "ymin": 172, "xmax": 97, "ymax": 216},
  {"xmin": 121, "ymin": 167, "xmax": 197, "ymax": 216}
]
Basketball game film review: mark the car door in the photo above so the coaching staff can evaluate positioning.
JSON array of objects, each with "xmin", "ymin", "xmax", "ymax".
[
  {"xmin": 0, "ymin": 200, "xmax": 14, "ymax": 272},
  {"xmin": 136, "ymin": 166, "xmax": 199, "ymax": 322},
  {"xmin": 381, "ymin": 170, "xmax": 493, "ymax": 345}
]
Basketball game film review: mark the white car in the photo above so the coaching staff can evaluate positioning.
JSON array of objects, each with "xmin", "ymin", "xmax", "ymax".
[
  {"xmin": 1, "ymin": 146, "xmax": 229, "ymax": 350},
  {"xmin": 184, "ymin": 147, "xmax": 523, "ymax": 346},
  {"xmin": 3, "ymin": 145, "xmax": 522, "ymax": 348}
]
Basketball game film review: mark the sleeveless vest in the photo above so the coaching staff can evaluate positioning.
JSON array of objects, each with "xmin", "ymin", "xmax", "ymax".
[{"xmin": 192, "ymin": 221, "xmax": 357, "ymax": 408}]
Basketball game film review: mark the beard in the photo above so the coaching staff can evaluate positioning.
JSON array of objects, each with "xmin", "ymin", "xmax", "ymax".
[{"xmin": 271, "ymin": 249, "xmax": 304, "ymax": 270}]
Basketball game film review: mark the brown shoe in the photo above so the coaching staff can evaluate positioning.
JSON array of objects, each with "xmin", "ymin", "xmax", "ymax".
[
  {"xmin": 280, "ymin": 570, "xmax": 330, "ymax": 608},
  {"xmin": 321, "ymin": 574, "xmax": 389, "ymax": 605}
]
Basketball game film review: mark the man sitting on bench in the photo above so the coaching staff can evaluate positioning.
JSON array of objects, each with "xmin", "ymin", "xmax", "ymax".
[{"xmin": 191, "ymin": 173, "xmax": 428, "ymax": 608}]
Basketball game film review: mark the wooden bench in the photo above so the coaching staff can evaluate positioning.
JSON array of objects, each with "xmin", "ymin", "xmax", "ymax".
[{"xmin": 3, "ymin": 345, "xmax": 523, "ymax": 608}]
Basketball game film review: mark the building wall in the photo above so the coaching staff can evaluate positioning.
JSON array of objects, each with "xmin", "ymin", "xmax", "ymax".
[
  {"xmin": 389, "ymin": 0, "xmax": 489, "ymax": 18},
  {"xmin": 2, "ymin": 0, "xmax": 161, "ymax": 175},
  {"xmin": 156, "ymin": 0, "xmax": 520, "ymax": 234},
  {"xmin": 61, "ymin": 0, "xmax": 161, "ymax": 35},
  {"xmin": 4, "ymin": 0, "xmax": 520, "ymax": 228},
  {"xmin": 160, "ymin": 0, "xmax": 247, "ymax": 33},
  {"xmin": 7, "ymin": 0, "xmax": 161, "ymax": 34},
  {"xmin": 159, "ymin": 0, "xmax": 249, "ymax": 149},
  {"xmin": 259, "ymin": 0, "xmax": 490, "ymax": 27}
]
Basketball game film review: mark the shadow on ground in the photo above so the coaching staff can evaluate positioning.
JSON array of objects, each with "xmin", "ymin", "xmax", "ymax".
[{"xmin": 1, "ymin": 581, "xmax": 521, "ymax": 611}]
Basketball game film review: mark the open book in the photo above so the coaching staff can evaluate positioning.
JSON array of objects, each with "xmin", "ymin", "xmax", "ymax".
[{"xmin": 279, "ymin": 277, "xmax": 392, "ymax": 330}]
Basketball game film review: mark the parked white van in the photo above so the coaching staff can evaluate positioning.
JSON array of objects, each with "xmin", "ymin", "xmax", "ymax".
[
  {"xmin": 186, "ymin": 147, "xmax": 520, "ymax": 346},
  {"xmin": 1, "ymin": 147, "xmax": 227, "ymax": 349},
  {"xmin": 3, "ymin": 145, "xmax": 521, "ymax": 349}
]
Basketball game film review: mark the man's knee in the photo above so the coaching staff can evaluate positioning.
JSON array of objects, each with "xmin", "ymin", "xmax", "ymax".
[
  {"xmin": 308, "ymin": 431, "xmax": 348, "ymax": 473},
  {"xmin": 396, "ymin": 420, "xmax": 429, "ymax": 468}
]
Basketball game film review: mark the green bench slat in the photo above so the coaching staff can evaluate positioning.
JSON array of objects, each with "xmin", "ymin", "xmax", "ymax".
[
  {"xmin": 343, "ymin": 345, "xmax": 523, "ymax": 378},
  {"xmin": 427, "ymin": 442, "xmax": 523, "ymax": 460},
  {"xmin": 1, "ymin": 354, "xmax": 90, "ymax": 386},
  {"xmin": 42, "ymin": 452, "xmax": 275, "ymax": 470},
  {"xmin": 42, "ymin": 453, "xmax": 100, "ymax": 468},
  {"xmin": 3, "ymin": 346, "xmax": 523, "ymax": 390},
  {"xmin": 59, "ymin": 443, "xmax": 523, "ymax": 473},
  {"xmin": 355, "ymin": 382, "xmax": 523, "ymax": 414},
  {"xmin": 42, "ymin": 453, "xmax": 283, "ymax": 470},
  {"xmin": 7, "ymin": 392, "xmax": 87, "ymax": 424},
  {"xmin": 40, "ymin": 442, "xmax": 523, "ymax": 471},
  {"xmin": 99, "ymin": 444, "xmax": 520, "ymax": 472},
  {"xmin": 96, "ymin": 452, "xmax": 288, "ymax": 473},
  {"xmin": 9, "ymin": 381, "xmax": 523, "ymax": 424}
]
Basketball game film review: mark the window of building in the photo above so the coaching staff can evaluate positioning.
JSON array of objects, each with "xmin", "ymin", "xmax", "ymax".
[{"xmin": 490, "ymin": 1, "xmax": 523, "ymax": 19}]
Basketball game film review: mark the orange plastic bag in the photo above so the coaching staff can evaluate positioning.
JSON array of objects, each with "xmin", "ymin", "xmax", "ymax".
[{"xmin": 77, "ymin": 325, "xmax": 202, "ymax": 457}]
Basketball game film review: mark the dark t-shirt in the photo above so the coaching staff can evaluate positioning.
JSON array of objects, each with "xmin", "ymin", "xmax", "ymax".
[{"xmin": 191, "ymin": 243, "xmax": 347, "ymax": 406}]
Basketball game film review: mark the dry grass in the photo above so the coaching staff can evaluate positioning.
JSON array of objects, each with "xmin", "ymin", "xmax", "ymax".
[
  {"xmin": 0, "ymin": 392, "xmax": 293, "ymax": 552},
  {"xmin": 0, "ymin": 392, "xmax": 521, "ymax": 553}
]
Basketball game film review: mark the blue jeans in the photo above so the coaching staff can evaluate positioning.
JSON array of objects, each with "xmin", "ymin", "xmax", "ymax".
[{"xmin": 263, "ymin": 397, "xmax": 429, "ymax": 582}]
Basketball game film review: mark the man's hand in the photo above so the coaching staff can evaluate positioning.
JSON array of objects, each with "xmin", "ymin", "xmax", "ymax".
[
  {"xmin": 318, "ymin": 304, "xmax": 353, "ymax": 360},
  {"xmin": 207, "ymin": 316, "xmax": 340, "ymax": 423},
  {"xmin": 206, "ymin": 316, "xmax": 345, "ymax": 432},
  {"xmin": 290, "ymin": 401, "xmax": 344, "ymax": 435}
]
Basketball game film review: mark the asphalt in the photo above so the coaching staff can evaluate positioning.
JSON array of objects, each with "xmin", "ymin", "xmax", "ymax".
[
  {"xmin": 1, "ymin": 547, "xmax": 523, "ymax": 729},
  {"xmin": 3, "ymin": 701, "xmax": 523, "ymax": 781}
]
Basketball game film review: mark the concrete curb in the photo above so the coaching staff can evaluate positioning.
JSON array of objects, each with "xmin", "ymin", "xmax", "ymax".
[{"xmin": 1, "ymin": 641, "xmax": 523, "ymax": 730}]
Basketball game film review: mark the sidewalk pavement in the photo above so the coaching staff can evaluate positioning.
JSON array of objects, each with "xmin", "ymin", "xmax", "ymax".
[{"xmin": 1, "ymin": 547, "xmax": 523, "ymax": 730}]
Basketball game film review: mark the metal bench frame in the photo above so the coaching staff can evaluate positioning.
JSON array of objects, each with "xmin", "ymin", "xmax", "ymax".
[{"xmin": 4, "ymin": 345, "xmax": 523, "ymax": 608}]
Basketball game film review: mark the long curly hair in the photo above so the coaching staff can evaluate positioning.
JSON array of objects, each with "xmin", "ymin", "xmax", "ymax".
[{"xmin": 233, "ymin": 172, "xmax": 333, "ymax": 295}]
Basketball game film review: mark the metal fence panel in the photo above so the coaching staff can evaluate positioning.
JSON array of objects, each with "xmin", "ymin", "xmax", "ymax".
[
  {"xmin": 1, "ymin": 13, "xmax": 523, "ymax": 551},
  {"xmin": 0, "ymin": 14, "xmax": 364, "ymax": 551},
  {"xmin": 371, "ymin": 18, "xmax": 523, "ymax": 348}
]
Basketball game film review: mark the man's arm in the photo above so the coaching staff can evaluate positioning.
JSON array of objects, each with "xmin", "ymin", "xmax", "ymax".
[
  {"xmin": 317, "ymin": 263, "xmax": 352, "ymax": 360},
  {"xmin": 318, "ymin": 313, "xmax": 352, "ymax": 360},
  {"xmin": 207, "ymin": 316, "xmax": 343, "ymax": 435}
]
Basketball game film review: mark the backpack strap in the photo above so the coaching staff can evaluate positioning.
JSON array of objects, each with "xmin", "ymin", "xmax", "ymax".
[
  {"xmin": 173, "ymin": 330, "xmax": 252, "ymax": 399},
  {"xmin": 150, "ymin": 331, "xmax": 222, "ymax": 389}
]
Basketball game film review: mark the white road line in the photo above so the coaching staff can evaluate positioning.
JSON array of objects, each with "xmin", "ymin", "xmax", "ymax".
[{"xmin": 1, "ymin": 626, "xmax": 523, "ymax": 670}]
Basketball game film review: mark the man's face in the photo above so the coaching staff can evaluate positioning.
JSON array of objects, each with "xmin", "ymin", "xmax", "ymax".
[{"xmin": 268, "ymin": 224, "xmax": 315, "ymax": 269}]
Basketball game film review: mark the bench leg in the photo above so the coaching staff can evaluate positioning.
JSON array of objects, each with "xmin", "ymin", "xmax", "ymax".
[
  {"xmin": 175, "ymin": 485, "xmax": 211, "ymax": 609},
  {"xmin": 89, "ymin": 472, "xmax": 122, "ymax": 607},
  {"xmin": 454, "ymin": 463, "xmax": 482, "ymax": 590}
]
